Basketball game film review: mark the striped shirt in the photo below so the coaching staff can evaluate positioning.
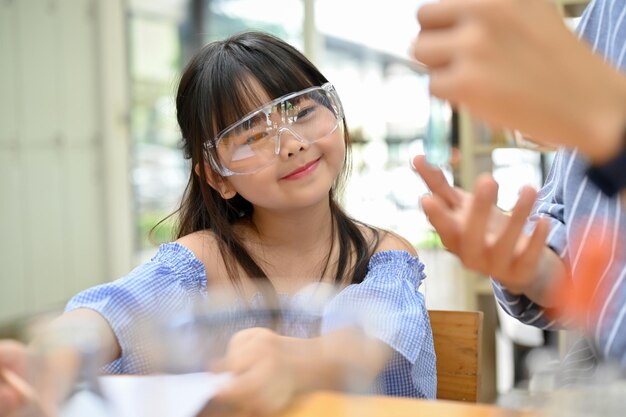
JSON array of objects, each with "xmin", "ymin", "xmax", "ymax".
[
  {"xmin": 493, "ymin": 0, "xmax": 626, "ymax": 375},
  {"xmin": 66, "ymin": 243, "xmax": 437, "ymax": 399}
]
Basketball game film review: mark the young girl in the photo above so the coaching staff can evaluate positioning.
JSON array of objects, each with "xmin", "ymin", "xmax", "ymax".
[{"xmin": 0, "ymin": 31, "xmax": 436, "ymax": 416}]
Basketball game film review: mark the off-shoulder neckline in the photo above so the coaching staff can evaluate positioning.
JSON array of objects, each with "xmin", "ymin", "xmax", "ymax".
[{"xmin": 153, "ymin": 241, "xmax": 422, "ymax": 290}]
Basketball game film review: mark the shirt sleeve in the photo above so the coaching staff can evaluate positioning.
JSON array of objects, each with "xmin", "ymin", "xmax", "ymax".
[
  {"xmin": 495, "ymin": 0, "xmax": 626, "ymax": 366},
  {"xmin": 492, "ymin": 149, "xmax": 571, "ymax": 330},
  {"xmin": 320, "ymin": 250, "xmax": 437, "ymax": 398}
]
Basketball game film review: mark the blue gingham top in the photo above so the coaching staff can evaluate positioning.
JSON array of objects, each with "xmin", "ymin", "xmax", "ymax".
[{"xmin": 65, "ymin": 242, "xmax": 437, "ymax": 399}]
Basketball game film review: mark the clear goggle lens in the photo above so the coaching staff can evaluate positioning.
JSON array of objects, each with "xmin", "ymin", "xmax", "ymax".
[{"xmin": 207, "ymin": 83, "xmax": 343, "ymax": 176}]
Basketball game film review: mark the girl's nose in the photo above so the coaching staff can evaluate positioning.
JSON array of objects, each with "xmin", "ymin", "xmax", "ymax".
[{"xmin": 277, "ymin": 128, "xmax": 310, "ymax": 158}]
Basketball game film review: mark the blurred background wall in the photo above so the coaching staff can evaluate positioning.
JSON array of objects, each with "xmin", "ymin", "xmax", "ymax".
[{"xmin": 0, "ymin": 0, "xmax": 132, "ymax": 323}]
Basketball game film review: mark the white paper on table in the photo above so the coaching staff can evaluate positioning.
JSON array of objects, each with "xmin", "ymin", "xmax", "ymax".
[{"xmin": 61, "ymin": 372, "xmax": 232, "ymax": 417}]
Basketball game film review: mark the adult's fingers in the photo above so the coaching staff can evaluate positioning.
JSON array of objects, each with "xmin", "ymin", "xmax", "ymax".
[
  {"xmin": 412, "ymin": 155, "xmax": 461, "ymax": 208},
  {"xmin": 411, "ymin": 31, "xmax": 457, "ymax": 70},
  {"xmin": 513, "ymin": 217, "xmax": 550, "ymax": 288},
  {"xmin": 417, "ymin": 1, "xmax": 461, "ymax": 31},
  {"xmin": 420, "ymin": 194, "xmax": 461, "ymax": 253},
  {"xmin": 459, "ymin": 174, "xmax": 498, "ymax": 271},
  {"xmin": 490, "ymin": 186, "xmax": 538, "ymax": 276}
]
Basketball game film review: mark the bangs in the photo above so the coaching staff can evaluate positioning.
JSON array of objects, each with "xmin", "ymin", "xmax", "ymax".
[{"xmin": 206, "ymin": 40, "xmax": 328, "ymax": 141}]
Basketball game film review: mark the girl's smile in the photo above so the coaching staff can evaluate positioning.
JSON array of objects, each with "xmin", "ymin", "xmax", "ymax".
[{"xmin": 280, "ymin": 157, "xmax": 321, "ymax": 180}]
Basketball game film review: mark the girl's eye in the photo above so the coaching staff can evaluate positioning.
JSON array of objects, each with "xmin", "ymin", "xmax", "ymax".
[
  {"xmin": 295, "ymin": 106, "xmax": 316, "ymax": 121},
  {"xmin": 231, "ymin": 131, "xmax": 269, "ymax": 161},
  {"xmin": 244, "ymin": 131, "xmax": 268, "ymax": 145}
]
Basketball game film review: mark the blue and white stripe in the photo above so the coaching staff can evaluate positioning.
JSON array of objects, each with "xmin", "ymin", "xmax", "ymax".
[{"xmin": 493, "ymin": 0, "xmax": 626, "ymax": 370}]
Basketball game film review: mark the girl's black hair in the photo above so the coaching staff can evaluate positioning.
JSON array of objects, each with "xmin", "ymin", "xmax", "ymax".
[{"xmin": 168, "ymin": 31, "xmax": 379, "ymax": 288}]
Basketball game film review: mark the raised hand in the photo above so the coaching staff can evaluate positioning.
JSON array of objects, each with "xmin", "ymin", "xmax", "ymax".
[{"xmin": 412, "ymin": 155, "xmax": 550, "ymax": 296}]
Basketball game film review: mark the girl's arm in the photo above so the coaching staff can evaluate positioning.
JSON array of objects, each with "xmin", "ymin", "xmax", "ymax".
[{"xmin": 38, "ymin": 308, "xmax": 121, "ymax": 365}]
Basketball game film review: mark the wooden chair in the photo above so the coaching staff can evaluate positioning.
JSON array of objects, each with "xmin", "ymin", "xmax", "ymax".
[{"xmin": 428, "ymin": 310, "xmax": 483, "ymax": 403}]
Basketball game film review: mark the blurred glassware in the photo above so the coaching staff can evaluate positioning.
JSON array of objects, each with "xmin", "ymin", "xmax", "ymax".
[
  {"xmin": 156, "ymin": 285, "xmax": 320, "ymax": 374},
  {"xmin": 539, "ymin": 381, "xmax": 626, "ymax": 417},
  {"xmin": 18, "ymin": 283, "xmax": 401, "ymax": 416},
  {"xmin": 152, "ymin": 283, "xmax": 394, "ymax": 398},
  {"xmin": 423, "ymin": 95, "xmax": 452, "ymax": 167},
  {"xmin": 517, "ymin": 344, "xmax": 626, "ymax": 417}
]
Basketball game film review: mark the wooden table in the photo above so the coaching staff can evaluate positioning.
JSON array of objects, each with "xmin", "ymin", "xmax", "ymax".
[{"xmin": 275, "ymin": 392, "xmax": 537, "ymax": 417}]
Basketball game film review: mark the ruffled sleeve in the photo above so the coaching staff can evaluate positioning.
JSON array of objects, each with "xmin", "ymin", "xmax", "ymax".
[
  {"xmin": 320, "ymin": 250, "xmax": 437, "ymax": 398},
  {"xmin": 64, "ymin": 243, "xmax": 206, "ymax": 374}
]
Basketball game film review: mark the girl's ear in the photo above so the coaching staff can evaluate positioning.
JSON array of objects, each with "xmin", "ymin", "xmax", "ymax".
[{"xmin": 194, "ymin": 162, "xmax": 237, "ymax": 199}]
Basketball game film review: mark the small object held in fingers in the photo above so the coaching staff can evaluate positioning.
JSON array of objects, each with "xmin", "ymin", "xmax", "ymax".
[{"xmin": 424, "ymin": 96, "xmax": 453, "ymax": 167}]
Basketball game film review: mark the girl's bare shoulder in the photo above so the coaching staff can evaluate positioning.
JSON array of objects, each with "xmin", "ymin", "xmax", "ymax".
[
  {"xmin": 176, "ymin": 231, "xmax": 228, "ymax": 284},
  {"xmin": 176, "ymin": 230, "xmax": 220, "ymax": 256},
  {"xmin": 359, "ymin": 225, "xmax": 418, "ymax": 257}
]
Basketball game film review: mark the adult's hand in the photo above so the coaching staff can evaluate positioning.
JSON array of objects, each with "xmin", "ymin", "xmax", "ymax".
[
  {"xmin": 412, "ymin": 0, "xmax": 626, "ymax": 164},
  {"xmin": 412, "ymin": 155, "xmax": 554, "ymax": 297}
]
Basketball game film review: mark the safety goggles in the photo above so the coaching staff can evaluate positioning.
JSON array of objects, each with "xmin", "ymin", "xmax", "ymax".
[{"xmin": 206, "ymin": 83, "xmax": 344, "ymax": 176}]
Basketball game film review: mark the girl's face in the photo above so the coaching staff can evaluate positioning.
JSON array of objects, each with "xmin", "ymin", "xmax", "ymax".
[
  {"xmin": 226, "ymin": 120, "xmax": 346, "ymax": 212},
  {"xmin": 215, "ymin": 84, "xmax": 346, "ymax": 211}
]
